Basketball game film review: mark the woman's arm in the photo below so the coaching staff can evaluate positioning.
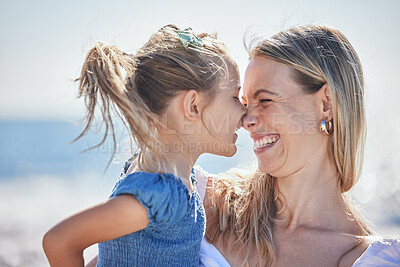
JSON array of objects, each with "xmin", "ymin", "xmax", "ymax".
[{"xmin": 43, "ymin": 195, "xmax": 149, "ymax": 267}]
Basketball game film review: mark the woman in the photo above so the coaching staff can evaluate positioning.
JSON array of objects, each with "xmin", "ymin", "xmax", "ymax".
[
  {"xmin": 86, "ymin": 25, "xmax": 399, "ymax": 266},
  {"xmin": 201, "ymin": 25, "xmax": 400, "ymax": 266}
]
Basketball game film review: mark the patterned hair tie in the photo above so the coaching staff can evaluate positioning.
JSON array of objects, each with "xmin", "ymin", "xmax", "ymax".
[{"xmin": 174, "ymin": 28, "xmax": 204, "ymax": 48}]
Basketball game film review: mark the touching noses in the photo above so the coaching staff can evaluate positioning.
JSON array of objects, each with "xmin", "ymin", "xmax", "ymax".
[{"xmin": 242, "ymin": 108, "xmax": 259, "ymax": 131}]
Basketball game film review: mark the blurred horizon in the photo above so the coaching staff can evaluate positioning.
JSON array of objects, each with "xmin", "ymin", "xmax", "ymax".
[
  {"xmin": 0, "ymin": 0, "xmax": 399, "ymax": 266},
  {"xmin": 1, "ymin": 0, "xmax": 399, "ymax": 121}
]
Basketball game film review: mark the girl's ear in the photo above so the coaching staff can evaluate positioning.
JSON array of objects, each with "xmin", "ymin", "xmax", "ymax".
[
  {"xmin": 317, "ymin": 83, "xmax": 333, "ymax": 120},
  {"xmin": 182, "ymin": 90, "xmax": 201, "ymax": 121}
]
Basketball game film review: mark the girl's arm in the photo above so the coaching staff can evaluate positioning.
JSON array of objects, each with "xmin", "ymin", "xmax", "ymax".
[{"xmin": 43, "ymin": 195, "xmax": 149, "ymax": 267}]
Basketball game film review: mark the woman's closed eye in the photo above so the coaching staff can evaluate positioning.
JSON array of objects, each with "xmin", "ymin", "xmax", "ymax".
[
  {"xmin": 259, "ymin": 99, "xmax": 272, "ymax": 107},
  {"xmin": 244, "ymin": 99, "xmax": 272, "ymax": 111},
  {"xmin": 260, "ymin": 99, "xmax": 272, "ymax": 103}
]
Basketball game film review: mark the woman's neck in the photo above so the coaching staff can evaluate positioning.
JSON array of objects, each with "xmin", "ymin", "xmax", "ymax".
[{"xmin": 275, "ymin": 159, "xmax": 356, "ymax": 234}]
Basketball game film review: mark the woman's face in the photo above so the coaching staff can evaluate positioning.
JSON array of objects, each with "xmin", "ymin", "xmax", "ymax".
[
  {"xmin": 242, "ymin": 57, "xmax": 327, "ymax": 177},
  {"xmin": 203, "ymin": 62, "xmax": 246, "ymax": 157}
]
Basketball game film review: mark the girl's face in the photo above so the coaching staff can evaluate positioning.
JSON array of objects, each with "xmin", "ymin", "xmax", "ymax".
[
  {"xmin": 242, "ymin": 57, "xmax": 327, "ymax": 177},
  {"xmin": 202, "ymin": 63, "xmax": 246, "ymax": 157}
]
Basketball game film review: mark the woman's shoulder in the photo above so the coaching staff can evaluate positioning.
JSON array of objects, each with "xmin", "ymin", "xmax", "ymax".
[{"xmin": 352, "ymin": 236, "xmax": 400, "ymax": 266}]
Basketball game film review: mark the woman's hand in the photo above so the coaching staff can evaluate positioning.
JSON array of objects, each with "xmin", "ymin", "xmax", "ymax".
[{"xmin": 42, "ymin": 195, "xmax": 149, "ymax": 267}]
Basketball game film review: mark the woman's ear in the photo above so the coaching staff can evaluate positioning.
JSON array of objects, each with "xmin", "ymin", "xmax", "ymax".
[
  {"xmin": 182, "ymin": 90, "xmax": 201, "ymax": 121},
  {"xmin": 318, "ymin": 83, "xmax": 333, "ymax": 120}
]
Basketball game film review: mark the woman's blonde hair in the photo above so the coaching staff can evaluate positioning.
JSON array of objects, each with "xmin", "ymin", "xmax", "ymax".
[
  {"xmin": 74, "ymin": 25, "xmax": 231, "ymax": 171},
  {"xmin": 206, "ymin": 25, "xmax": 374, "ymax": 266}
]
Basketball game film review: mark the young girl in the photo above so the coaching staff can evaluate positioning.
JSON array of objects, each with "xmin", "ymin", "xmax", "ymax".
[{"xmin": 42, "ymin": 24, "xmax": 245, "ymax": 266}]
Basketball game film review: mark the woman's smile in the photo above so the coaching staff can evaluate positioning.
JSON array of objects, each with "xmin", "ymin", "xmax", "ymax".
[{"xmin": 251, "ymin": 133, "xmax": 280, "ymax": 153}]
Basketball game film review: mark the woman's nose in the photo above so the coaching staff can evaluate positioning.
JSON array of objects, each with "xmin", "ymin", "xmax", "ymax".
[{"xmin": 243, "ymin": 111, "xmax": 259, "ymax": 130}]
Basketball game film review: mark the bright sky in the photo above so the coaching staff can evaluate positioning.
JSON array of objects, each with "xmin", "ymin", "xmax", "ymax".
[
  {"xmin": 1, "ymin": 0, "xmax": 399, "ymax": 154},
  {"xmin": 1, "ymin": 0, "xmax": 398, "ymax": 121},
  {"xmin": 0, "ymin": 0, "xmax": 399, "ymax": 201}
]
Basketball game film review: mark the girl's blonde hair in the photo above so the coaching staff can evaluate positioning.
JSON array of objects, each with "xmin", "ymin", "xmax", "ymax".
[
  {"xmin": 206, "ymin": 25, "xmax": 374, "ymax": 266},
  {"xmin": 74, "ymin": 25, "xmax": 231, "ymax": 171}
]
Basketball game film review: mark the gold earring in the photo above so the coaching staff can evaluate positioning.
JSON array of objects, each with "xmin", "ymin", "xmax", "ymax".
[{"xmin": 320, "ymin": 118, "xmax": 333, "ymax": 135}]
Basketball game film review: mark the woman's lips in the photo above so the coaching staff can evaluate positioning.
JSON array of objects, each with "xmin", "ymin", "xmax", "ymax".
[{"xmin": 251, "ymin": 134, "xmax": 280, "ymax": 153}]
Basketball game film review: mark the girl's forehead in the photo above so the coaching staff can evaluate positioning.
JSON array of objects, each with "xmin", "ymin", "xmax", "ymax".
[{"xmin": 224, "ymin": 64, "xmax": 240, "ymax": 87}]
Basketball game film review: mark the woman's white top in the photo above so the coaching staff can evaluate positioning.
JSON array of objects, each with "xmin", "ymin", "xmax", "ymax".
[
  {"xmin": 195, "ymin": 166, "xmax": 231, "ymax": 267},
  {"xmin": 194, "ymin": 166, "xmax": 400, "ymax": 266},
  {"xmin": 200, "ymin": 237, "xmax": 400, "ymax": 266},
  {"xmin": 199, "ymin": 238, "xmax": 231, "ymax": 267},
  {"xmin": 352, "ymin": 237, "xmax": 400, "ymax": 266}
]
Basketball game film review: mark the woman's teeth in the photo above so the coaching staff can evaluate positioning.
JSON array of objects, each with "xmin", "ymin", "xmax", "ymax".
[{"xmin": 254, "ymin": 136, "xmax": 278, "ymax": 148}]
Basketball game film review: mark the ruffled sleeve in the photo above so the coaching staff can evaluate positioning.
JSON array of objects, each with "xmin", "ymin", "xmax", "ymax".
[
  {"xmin": 353, "ymin": 237, "xmax": 400, "ymax": 266},
  {"xmin": 110, "ymin": 172, "xmax": 190, "ymax": 230}
]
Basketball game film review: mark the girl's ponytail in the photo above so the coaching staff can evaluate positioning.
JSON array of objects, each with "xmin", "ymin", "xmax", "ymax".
[{"xmin": 74, "ymin": 43, "xmax": 158, "ymax": 168}]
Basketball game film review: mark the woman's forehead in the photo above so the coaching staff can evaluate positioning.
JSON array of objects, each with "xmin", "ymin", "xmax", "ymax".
[{"xmin": 243, "ymin": 58, "xmax": 296, "ymax": 99}]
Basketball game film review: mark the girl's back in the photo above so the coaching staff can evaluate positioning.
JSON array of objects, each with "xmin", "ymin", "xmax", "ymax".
[{"xmin": 97, "ymin": 159, "xmax": 205, "ymax": 266}]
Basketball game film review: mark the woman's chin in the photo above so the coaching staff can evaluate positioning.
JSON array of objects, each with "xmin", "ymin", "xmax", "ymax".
[{"xmin": 257, "ymin": 160, "xmax": 276, "ymax": 175}]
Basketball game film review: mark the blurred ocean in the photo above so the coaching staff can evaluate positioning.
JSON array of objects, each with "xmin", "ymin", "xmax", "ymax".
[
  {"xmin": 0, "ymin": 120, "xmax": 256, "ymax": 266},
  {"xmin": 0, "ymin": 120, "xmax": 398, "ymax": 266}
]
